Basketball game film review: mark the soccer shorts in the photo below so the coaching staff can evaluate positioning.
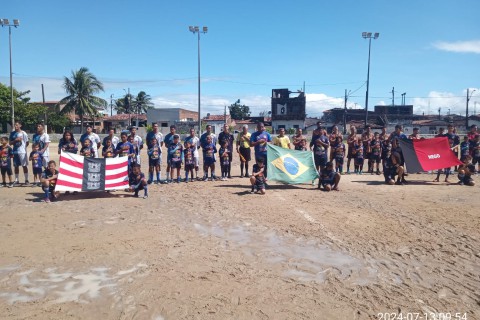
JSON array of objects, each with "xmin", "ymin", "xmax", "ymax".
[
  {"xmin": 149, "ymin": 158, "xmax": 161, "ymax": 167},
  {"xmin": 314, "ymin": 154, "xmax": 327, "ymax": 168},
  {"xmin": 1, "ymin": 167, "xmax": 12, "ymax": 176},
  {"xmin": 13, "ymin": 154, "xmax": 28, "ymax": 167},
  {"xmin": 170, "ymin": 161, "xmax": 182, "ymax": 169},
  {"xmin": 239, "ymin": 147, "xmax": 251, "ymax": 162},
  {"xmin": 33, "ymin": 167, "xmax": 43, "ymax": 175}
]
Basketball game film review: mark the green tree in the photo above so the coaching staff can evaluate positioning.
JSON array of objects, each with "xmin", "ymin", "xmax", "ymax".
[
  {"xmin": 133, "ymin": 91, "xmax": 153, "ymax": 114},
  {"xmin": 0, "ymin": 83, "xmax": 32, "ymax": 132},
  {"xmin": 228, "ymin": 101, "xmax": 250, "ymax": 120},
  {"xmin": 114, "ymin": 93, "xmax": 133, "ymax": 114},
  {"xmin": 58, "ymin": 67, "xmax": 106, "ymax": 132}
]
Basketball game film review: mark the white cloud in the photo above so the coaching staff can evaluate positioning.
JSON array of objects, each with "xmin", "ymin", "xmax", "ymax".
[
  {"xmin": 433, "ymin": 40, "xmax": 480, "ymax": 54},
  {"xmin": 411, "ymin": 89, "xmax": 480, "ymax": 116}
]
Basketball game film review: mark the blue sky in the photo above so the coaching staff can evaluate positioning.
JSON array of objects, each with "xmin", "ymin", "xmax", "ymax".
[{"xmin": 1, "ymin": 0, "xmax": 479, "ymax": 118}]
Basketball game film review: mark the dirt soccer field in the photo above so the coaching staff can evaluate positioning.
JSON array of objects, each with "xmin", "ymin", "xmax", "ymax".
[{"xmin": 0, "ymin": 143, "xmax": 479, "ymax": 320}]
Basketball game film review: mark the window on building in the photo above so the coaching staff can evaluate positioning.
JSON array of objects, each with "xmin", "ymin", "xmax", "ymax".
[
  {"xmin": 161, "ymin": 123, "xmax": 168, "ymax": 127},
  {"xmin": 278, "ymin": 125, "xmax": 285, "ymax": 129},
  {"xmin": 293, "ymin": 125, "xmax": 299, "ymax": 129}
]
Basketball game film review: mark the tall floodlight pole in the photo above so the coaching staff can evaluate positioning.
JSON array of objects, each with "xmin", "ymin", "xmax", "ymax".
[
  {"xmin": 1, "ymin": 19, "xmax": 20, "ymax": 129},
  {"xmin": 466, "ymin": 88, "xmax": 476, "ymax": 130},
  {"xmin": 189, "ymin": 26, "xmax": 208, "ymax": 137},
  {"xmin": 362, "ymin": 32, "xmax": 379, "ymax": 128}
]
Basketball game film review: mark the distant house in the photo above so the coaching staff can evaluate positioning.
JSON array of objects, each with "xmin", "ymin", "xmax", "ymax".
[
  {"xmin": 103, "ymin": 114, "xmax": 147, "ymax": 133},
  {"xmin": 202, "ymin": 114, "xmax": 234, "ymax": 134},
  {"xmin": 147, "ymin": 108, "xmax": 199, "ymax": 133}
]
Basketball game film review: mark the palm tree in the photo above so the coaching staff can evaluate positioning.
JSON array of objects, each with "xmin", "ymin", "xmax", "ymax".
[
  {"xmin": 114, "ymin": 94, "xmax": 133, "ymax": 114},
  {"xmin": 133, "ymin": 91, "xmax": 154, "ymax": 114},
  {"xmin": 58, "ymin": 67, "xmax": 106, "ymax": 131}
]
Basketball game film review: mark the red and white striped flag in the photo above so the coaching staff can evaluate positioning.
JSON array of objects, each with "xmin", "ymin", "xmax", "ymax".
[{"xmin": 56, "ymin": 151, "xmax": 129, "ymax": 192}]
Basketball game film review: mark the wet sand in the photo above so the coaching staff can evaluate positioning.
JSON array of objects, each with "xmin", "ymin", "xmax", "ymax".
[{"xmin": 0, "ymin": 143, "xmax": 479, "ymax": 319}]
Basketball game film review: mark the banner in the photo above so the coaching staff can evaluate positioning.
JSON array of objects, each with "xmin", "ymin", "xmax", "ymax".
[
  {"xmin": 399, "ymin": 137, "xmax": 463, "ymax": 172},
  {"xmin": 56, "ymin": 151, "xmax": 129, "ymax": 192},
  {"xmin": 267, "ymin": 144, "xmax": 318, "ymax": 184}
]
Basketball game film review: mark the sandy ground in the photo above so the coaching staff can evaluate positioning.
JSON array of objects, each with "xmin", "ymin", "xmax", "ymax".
[{"xmin": 0, "ymin": 143, "xmax": 479, "ymax": 320}]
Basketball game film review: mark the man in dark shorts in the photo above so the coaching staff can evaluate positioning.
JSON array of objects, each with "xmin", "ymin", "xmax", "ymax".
[
  {"xmin": 218, "ymin": 124, "xmax": 234, "ymax": 178},
  {"xmin": 250, "ymin": 123, "xmax": 271, "ymax": 178},
  {"xmin": 311, "ymin": 126, "xmax": 330, "ymax": 173},
  {"xmin": 236, "ymin": 125, "xmax": 251, "ymax": 177},
  {"xmin": 362, "ymin": 125, "xmax": 374, "ymax": 173}
]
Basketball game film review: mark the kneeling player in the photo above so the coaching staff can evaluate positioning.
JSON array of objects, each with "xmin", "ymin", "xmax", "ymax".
[
  {"xmin": 41, "ymin": 160, "xmax": 59, "ymax": 203},
  {"xmin": 250, "ymin": 158, "xmax": 266, "ymax": 194},
  {"xmin": 383, "ymin": 149, "xmax": 406, "ymax": 185},
  {"xmin": 457, "ymin": 155, "xmax": 475, "ymax": 186},
  {"xmin": 128, "ymin": 164, "xmax": 148, "ymax": 198},
  {"xmin": 318, "ymin": 162, "xmax": 340, "ymax": 191}
]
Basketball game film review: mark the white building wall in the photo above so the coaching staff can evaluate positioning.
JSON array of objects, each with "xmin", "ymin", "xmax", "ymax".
[{"xmin": 272, "ymin": 120, "xmax": 305, "ymax": 132}]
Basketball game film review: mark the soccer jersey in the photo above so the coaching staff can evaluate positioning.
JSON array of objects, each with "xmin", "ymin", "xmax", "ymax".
[
  {"xmin": 164, "ymin": 133, "xmax": 176, "ymax": 149},
  {"xmin": 460, "ymin": 141, "xmax": 470, "ymax": 158},
  {"xmin": 148, "ymin": 145, "xmax": 161, "ymax": 160},
  {"xmin": 219, "ymin": 147, "xmax": 230, "ymax": 166},
  {"xmin": 42, "ymin": 168, "xmax": 58, "ymax": 190},
  {"xmin": 333, "ymin": 142, "xmax": 345, "ymax": 158},
  {"xmin": 184, "ymin": 146, "xmax": 195, "ymax": 166},
  {"xmin": 116, "ymin": 141, "xmax": 134, "ymax": 158},
  {"xmin": 80, "ymin": 147, "xmax": 95, "ymax": 158},
  {"xmin": 59, "ymin": 138, "xmax": 78, "ymax": 154},
  {"xmin": 203, "ymin": 143, "xmax": 217, "ymax": 163},
  {"xmin": 129, "ymin": 171, "xmax": 145, "ymax": 186},
  {"xmin": 168, "ymin": 143, "xmax": 183, "ymax": 163},
  {"xmin": 444, "ymin": 132, "xmax": 460, "ymax": 148},
  {"xmin": 32, "ymin": 132, "xmax": 50, "ymax": 158},
  {"xmin": 9, "ymin": 130, "xmax": 29, "ymax": 154},
  {"xmin": 354, "ymin": 143, "xmax": 364, "ymax": 159},
  {"xmin": 370, "ymin": 139, "xmax": 382, "ymax": 157},
  {"xmin": 184, "ymin": 136, "xmax": 200, "ymax": 158},
  {"xmin": 236, "ymin": 132, "xmax": 251, "ymax": 149},
  {"xmin": 250, "ymin": 131, "xmax": 272, "ymax": 156},
  {"xmin": 312, "ymin": 135, "xmax": 329, "ymax": 157},
  {"xmin": 292, "ymin": 134, "xmax": 307, "ymax": 151},
  {"xmin": 0, "ymin": 145, "xmax": 13, "ymax": 168},
  {"xmin": 472, "ymin": 141, "xmax": 480, "ymax": 158},
  {"xmin": 131, "ymin": 134, "xmax": 143, "ymax": 156},
  {"xmin": 102, "ymin": 145, "xmax": 115, "ymax": 158},
  {"xmin": 273, "ymin": 135, "xmax": 291, "ymax": 149},
  {"xmin": 29, "ymin": 151, "xmax": 43, "ymax": 169}
]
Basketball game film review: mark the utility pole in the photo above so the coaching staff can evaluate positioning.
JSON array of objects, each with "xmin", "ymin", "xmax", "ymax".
[
  {"xmin": 343, "ymin": 89, "xmax": 348, "ymax": 134},
  {"xmin": 466, "ymin": 88, "xmax": 476, "ymax": 129},
  {"xmin": 224, "ymin": 105, "xmax": 227, "ymax": 124},
  {"xmin": 110, "ymin": 94, "xmax": 114, "ymax": 117},
  {"xmin": 41, "ymin": 84, "xmax": 47, "ymax": 132},
  {"xmin": 391, "ymin": 87, "xmax": 395, "ymax": 106}
]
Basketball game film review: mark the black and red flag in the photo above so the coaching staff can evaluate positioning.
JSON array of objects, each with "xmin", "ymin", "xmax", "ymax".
[{"xmin": 399, "ymin": 137, "xmax": 463, "ymax": 172}]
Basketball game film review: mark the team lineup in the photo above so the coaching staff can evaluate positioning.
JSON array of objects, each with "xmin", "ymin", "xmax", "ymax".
[{"xmin": 0, "ymin": 120, "xmax": 478, "ymax": 203}]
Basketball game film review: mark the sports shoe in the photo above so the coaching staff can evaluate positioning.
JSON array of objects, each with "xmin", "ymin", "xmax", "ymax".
[
  {"xmin": 245, "ymin": 173, "xmax": 249, "ymax": 178},
  {"xmin": 24, "ymin": 180, "xmax": 31, "ymax": 186},
  {"xmin": 12, "ymin": 180, "xmax": 18, "ymax": 187},
  {"xmin": 0, "ymin": 184, "xmax": 3, "ymax": 188},
  {"xmin": 147, "ymin": 180, "xmax": 153, "ymax": 185},
  {"xmin": 8, "ymin": 183, "xmax": 13, "ymax": 188},
  {"xmin": 44, "ymin": 197, "xmax": 51, "ymax": 203}
]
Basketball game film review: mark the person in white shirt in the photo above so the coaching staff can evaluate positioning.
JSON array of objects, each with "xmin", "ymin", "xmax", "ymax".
[
  {"xmin": 130, "ymin": 126, "xmax": 144, "ymax": 165},
  {"xmin": 32, "ymin": 123, "xmax": 50, "ymax": 168},
  {"xmin": 80, "ymin": 125, "xmax": 101, "ymax": 158},
  {"xmin": 103, "ymin": 128, "xmax": 120, "ymax": 149},
  {"xmin": 9, "ymin": 121, "xmax": 30, "ymax": 185}
]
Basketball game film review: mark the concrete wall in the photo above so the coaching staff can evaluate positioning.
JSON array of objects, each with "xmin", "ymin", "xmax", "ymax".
[{"xmin": 271, "ymin": 120, "xmax": 305, "ymax": 132}]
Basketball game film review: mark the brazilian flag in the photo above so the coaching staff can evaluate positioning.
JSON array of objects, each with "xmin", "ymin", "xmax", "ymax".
[{"xmin": 267, "ymin": 144, "xmax": 318, "ymax": 184}]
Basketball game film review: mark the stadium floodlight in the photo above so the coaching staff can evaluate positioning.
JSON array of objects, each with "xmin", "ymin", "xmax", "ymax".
[
  {"xmin": 189, "ymin": 25, "xmax": 208, "ymax": 137},
  {"xmin": 361, "ymin": 31, "xmax": 380, "ymax": 127},
  {"xmin": 1, "ymin": 18, "xmax": 21, "ymax": 129}
]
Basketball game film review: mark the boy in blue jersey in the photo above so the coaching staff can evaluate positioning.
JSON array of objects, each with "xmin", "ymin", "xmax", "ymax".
[
  {"xmin": 168, "ymin": 134, "xmax": 183, "ymax": 183},
  {"xmin": 115, "ymin": 132, "xmax": 136, "ymax": 172},
  {"xmin": 102, "ymin": 138, "xmax": 115, "ymax": 158},
  {"xmin": 183, "ymin": 140, "xmax": 195, "ymax": 182},
  {"xmin": 249, "ymin": 157, "xmax": 266, "ymax": 194},
  {"xmin": 460, "ymin": 136, "xmax": 470, "ymax": 162},
  {"xmin": 41, "ymin": 160, "xmax": 59, "ymax": 203},
  {"xmin": 128, "ymin": 163, "xmax": 148, "ymax": 198},
  {"xmin": 219, "ymin": 140, "xmax": 230, "ymax": 181},
  {"xmin": 202, "ymin": 135, "xmax": 217, "ymax": 181},
  {"xmin": 147, "ymin": 137, "xmax": 162, "ymax": 184},
  {"xmin": 370, "ymin": 132, "xmax": 382, "ymax": 175},
  {"xmin": 354, "ymin": 137, "xmax": 364, "ymax": 174},
  {"xmin": 164, "ymin": 125, "xmax": 177, "ymax": 182},
  {"xmin": 80, "ymin": 139, "xmax": 95, "ymax": 158},
  {"xmin": 0, "ymin": 136, "xmax": 14, "ymax": 187},
  {"xmin": 332, "ymin": 136, "xmax": 345, "ymax": 174},
  {"xmin": 29, "ymin": 143, "xmax": 43, "ymax": 186}
]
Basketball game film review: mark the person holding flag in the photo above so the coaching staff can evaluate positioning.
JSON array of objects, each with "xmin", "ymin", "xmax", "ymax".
[
  {"xmin": 434, "ymin": 124, "xmax": 459, "ymax": 183},
  {"xmin": 250, "ymin": 123, "xmax": 272, "ymax": 178}
]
